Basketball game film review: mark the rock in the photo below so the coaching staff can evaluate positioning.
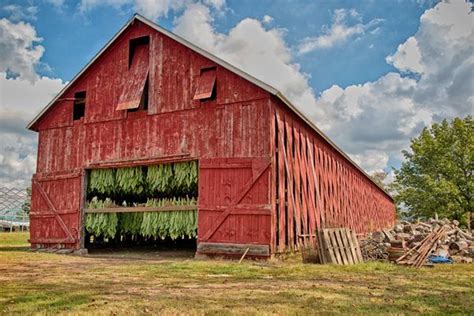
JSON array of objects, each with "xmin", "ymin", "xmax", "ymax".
[
  {"xmin": 452, "ymin": 256, "xmax": 472, "ymax": 264},
  {"xmin": 452, "ymin": 219, "xmax": 459, "ymax": 226},
  {"xmin": 390, "ymin": 240, "xmax": 405, "ymax": 248},
  {"xmin": 403, "ymin": 224, "xmax": 414, "ymax": 233},
  {"xmin": 450, "ymin": 241, "xmax": 468, "ymax": 251},
  {"xmin": 394, "ymin": 224, "xmax": 404, "ymax": 233},
  {"xmin": 396, "ymin": 233, "xmax": 412, "ymax": 240},
  {"xmin": 468, "ymin": 247, "xmax": 474, "ymax": 258},
  {"xmin": 372, "ymin": 231, "xmax": 385, "ymax": 242}
]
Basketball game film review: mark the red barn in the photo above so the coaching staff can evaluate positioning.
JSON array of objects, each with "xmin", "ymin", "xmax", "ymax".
[{"xmin": 27, "ymin": 14, "xmax": 395, "ymax": 257}]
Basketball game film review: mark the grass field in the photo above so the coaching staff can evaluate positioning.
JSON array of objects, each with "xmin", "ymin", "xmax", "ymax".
[{"xmin": 0, "ymin": 232, "xmax": 473, "ymax": 315}]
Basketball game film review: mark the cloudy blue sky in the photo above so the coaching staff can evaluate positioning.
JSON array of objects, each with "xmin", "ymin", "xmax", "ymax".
[{"xmin": 0, "ymin": 0, "xmax": 472, "ymax": 187}]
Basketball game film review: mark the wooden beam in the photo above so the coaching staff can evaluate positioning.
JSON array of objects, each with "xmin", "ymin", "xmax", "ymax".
[
  {"xmin": 85, "ymin": 205, "xmax": 197, "ymax": 213},
  {"xmin": 197, "ymin": 242, "xmax": 270, "ymax": 257},
  {"xmin": 29, "ymin": 238, "xmax": 77, "ymax": 244},
  {"xmin": 86, "ymin": 153, "xmax": 192, "ymax": 169},
  {"xmin": 29, "ymin": 209, "xmax": 78, "ymax": 217}
]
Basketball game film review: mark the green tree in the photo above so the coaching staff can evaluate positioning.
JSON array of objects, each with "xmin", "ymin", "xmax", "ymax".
[{"xmin": 393, "ymin": 116, "xmax": 473, "ymax": 227}]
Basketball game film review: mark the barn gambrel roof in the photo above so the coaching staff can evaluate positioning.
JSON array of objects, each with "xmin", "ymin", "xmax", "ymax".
[{"xmin": 26, "ymin": 14, "xmax": 391, "ymax": 198}]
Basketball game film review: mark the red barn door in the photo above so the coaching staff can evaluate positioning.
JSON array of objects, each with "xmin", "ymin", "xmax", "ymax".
[
  {"xmin": 29, "ymin": 172, "xmax": 83, "ymax": 249},
  {"xmin": 197, "ymin": 158, "xmax": 272, "ymax": 257}
]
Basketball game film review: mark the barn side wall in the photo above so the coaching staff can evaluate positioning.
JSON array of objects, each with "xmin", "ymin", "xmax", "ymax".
[
  {"xmin": 30, "ymin": 20, "xmax": 273, "ymax": 251},
  {"xmin": 271, "ymin": 98, "xmax": 396, "ymax": 253}
]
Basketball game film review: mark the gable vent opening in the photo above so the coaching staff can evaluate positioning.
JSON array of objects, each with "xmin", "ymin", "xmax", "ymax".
[
  {"xmin": 129, "ymin": 36, "xmax": 150, "ymax": 68},
  {"xmin": 116, "ymin": 36, "xmax": 150, "ymax": 112},
  {"xmin": 193, "ymin": 67, "xmax": 216, "ymax": 101},
  {"xmin": 73, "ymin": 91, "xmax": 86, "ymax": 121}
]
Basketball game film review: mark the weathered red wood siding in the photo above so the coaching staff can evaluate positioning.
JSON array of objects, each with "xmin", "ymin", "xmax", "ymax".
[
  {"xmin": 31, "ymin": 20, "xmax": 272, "ymax": 250},
  {"xmin": 272, "ymin": 99, "xmax": 396, "ymax": 252}
]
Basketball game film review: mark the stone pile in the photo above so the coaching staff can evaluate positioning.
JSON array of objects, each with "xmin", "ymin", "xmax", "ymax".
[{"xmin": 360, "ymin": 218, "xmax": 473, "ymax": 264}]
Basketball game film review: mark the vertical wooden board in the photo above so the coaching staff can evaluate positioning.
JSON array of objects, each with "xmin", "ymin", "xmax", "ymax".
[
  {"xmin": 343, "ymin": 228, "xmax": 358, "ymax": 264},
  {"xmin": 350, "ymin": 229, "xmax": 364, "ymax": 263},
  {"xmin": 316, "ymin": 230, "xmax": 327, "ymax": 263},
  {"xmin": 298, "ymin": 127, "xmax": 312, "ymax": 245},
  {"xmin": 276, "ymin": 110, "xmax": 287, "ymax": 252},
  {"xmin": 293, "ymin": 125, "xmax": 307, "ymax": 246},
  {"xmin": 337, "ymin": 228, "xmax": 353, "ymax": 265},
  {"xmin": 284, "ymin": 115, "xmax": 296, "ymax": 250},
  {"xmin": 304, "ymin": 133, "xmax": 318, "ymax": 237},
  {"xmin": 268, "ymin": 105, "xmax": 277, "ymax": 251},
  {"xmin": 290, "ymin": 120, "xmax": 303, "ymax": 247},
  {"xmin": 328, "ymin": 229, "xmax": 342, "ymax": 265},
  {"xmin": 323, "ymin": 229, "xmax": 337, "ymax": 264}
]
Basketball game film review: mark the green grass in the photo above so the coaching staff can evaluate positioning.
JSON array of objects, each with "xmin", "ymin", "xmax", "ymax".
[
  {"xmin": 0, "ymin": 232, "xmax": 473, "ymax": 315},
  {"xmin": 0, "ymin": 231, "xmax": 29, "ymax": 247}
]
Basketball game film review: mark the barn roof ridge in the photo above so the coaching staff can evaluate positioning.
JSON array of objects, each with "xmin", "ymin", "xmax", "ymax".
[{"xmin": 26, "ymin": 13, "xmax": 392, "ymax": 200}]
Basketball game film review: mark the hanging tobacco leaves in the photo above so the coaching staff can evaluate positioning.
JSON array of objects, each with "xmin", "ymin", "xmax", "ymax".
[
  {"xmin": 140, "ymin": 197, "xmax": 197, "ymax": 239},
  {"xmin": 85, "ymin": 197, "xmax": 118, "ymax": 239},
  {"xmin": 116, "ymin": 166, "xmax": 145, "ymax": 196},
  {"xmin": 88, "ymin": 168, "xmax": 116, "ymax": 195},
  {"xmin": 173, "ymin": 161, "xmax": 198, "ymax": 192},
  {"xmin": 147, "ymin": 164, "xmax": 174, "ymax": 194},
  {"xmin": 117, "ymin": 212, "xmax": 143, "ymax": 236}
]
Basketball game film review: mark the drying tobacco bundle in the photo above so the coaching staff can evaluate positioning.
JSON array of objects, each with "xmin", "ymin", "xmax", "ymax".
[
  {"xmin": 140, "ymin": 197, "xmax": 197, "ymax": 239},
  {"xmin": 88, "ymin": 168, "xmax": 116, "ymax": 194},
  {"xmin": 116, "ymin": 167, "xmax": 145, "ymax": 195},
  {"xmin": 117, "ymin": 212, "xmax": 143, "ymax": 235},
  {"xmin": 85, "ymin": 197, "xmax": 118, "ymax": 239},
  {"xmin": 173, "ymin": 161, "xmax": 198, "ymax": 192},
  {"xmin": 147, "ymin": 164, "xmax": 173, "ymax": 194}
]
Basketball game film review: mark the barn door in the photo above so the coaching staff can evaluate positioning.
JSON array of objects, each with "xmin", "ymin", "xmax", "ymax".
[
  {"xmin": 29, "ymin": 171, "xmax": 83, "ymax": 249},
  {"xmin": 197, "ymin": 158, "xmax": 272, "ymax": 256}
]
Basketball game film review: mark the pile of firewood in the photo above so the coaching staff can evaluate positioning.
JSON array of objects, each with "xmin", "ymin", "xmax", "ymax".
[{"xmin": 360, "ymin": 218, "xmax": 473, "ymax": 265}]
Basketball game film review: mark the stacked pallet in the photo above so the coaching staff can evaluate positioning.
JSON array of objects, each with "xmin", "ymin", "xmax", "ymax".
[{"xmin": 316, "ymin": 228, "xmax": 363, "ymax": 265}]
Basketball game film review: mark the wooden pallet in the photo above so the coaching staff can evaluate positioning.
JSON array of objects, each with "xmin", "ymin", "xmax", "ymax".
[{"xmin": 317, "ymin": 228, "xmax": 363, "ymax": 265}]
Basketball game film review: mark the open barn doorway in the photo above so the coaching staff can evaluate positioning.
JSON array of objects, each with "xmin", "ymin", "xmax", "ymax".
[{"xmin": 83, "ymin": 160, "xmax": 198, "ymax": 259}]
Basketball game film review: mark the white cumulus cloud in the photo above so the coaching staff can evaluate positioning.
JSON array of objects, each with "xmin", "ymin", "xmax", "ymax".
[
  {"xmin": 0, "ymin": 18, "xmax": 44, "ymax": 82},
  {"xmin": 298, "ymin": 8, "xmax": 383, "ymax": 54}
]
